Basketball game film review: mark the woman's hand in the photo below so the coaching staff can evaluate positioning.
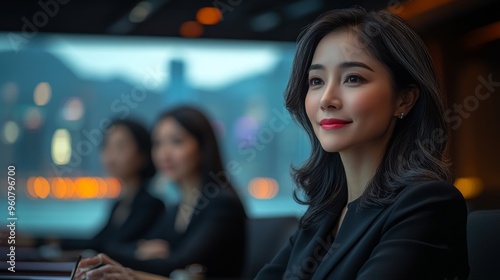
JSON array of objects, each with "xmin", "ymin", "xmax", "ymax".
[
  {"xmin": 74, "ymin": 253, "xmax": 138, "ymax": 280},
  {"xmin": 135, "ymin": 239, "xmax": 170, "ymax": 260}
]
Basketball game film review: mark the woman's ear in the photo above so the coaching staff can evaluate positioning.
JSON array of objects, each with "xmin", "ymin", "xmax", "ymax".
[{"xmin": 394, "ymin": 85, "xmax": 420, "ymax": 117}]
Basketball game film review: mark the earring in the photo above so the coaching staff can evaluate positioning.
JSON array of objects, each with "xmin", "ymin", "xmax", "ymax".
[{"xmin": 398, "ymin": 112, "xmax": 405, "ymax": 119}]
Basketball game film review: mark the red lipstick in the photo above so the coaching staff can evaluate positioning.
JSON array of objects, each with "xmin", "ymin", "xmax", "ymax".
[{"xmin": 319, "ymin": 118, "xmax": 352, "ymax": 130}]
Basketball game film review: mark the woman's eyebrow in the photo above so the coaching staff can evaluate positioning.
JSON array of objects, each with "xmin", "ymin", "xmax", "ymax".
[
  {"xmin": 339, "ymin": 61, "xmax": 374, "ymax": 72},
  {"xmin": 308, "ymin": 61, "xmax": 374, "ymax": 72},
  {"xmin": 308, "ymin": 64, "xmax": 325, "ymax": 71}
]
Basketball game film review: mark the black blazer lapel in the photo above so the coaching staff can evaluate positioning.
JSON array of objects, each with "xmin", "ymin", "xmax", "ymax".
[
  {"xmin": 292, "ymin": 212, "xmax": 338, "ymax": 264},
  {"xmin": 311, "ymin": 201, "xmax": 385, "ymax": 280},
  {"xmin": 284, "ymin": 201, "xmax": 345, "ymax": 280}
]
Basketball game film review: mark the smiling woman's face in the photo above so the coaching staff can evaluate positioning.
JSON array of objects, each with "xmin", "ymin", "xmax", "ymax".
[
  {"xmin": 305, "ymin": 31, "xmax": 400, "ymax": 153},
  {"xmin": 151, "ymin": 117, "xmax": 200, "ymax": 182}
]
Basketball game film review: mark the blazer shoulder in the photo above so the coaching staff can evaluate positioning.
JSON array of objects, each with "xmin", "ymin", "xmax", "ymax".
[
  {"xmin": 385, "ymin": 180, "xmax": 467, "ymax": 223},
  {"xmin": 202, "ymin": 185, "xmax": 247, "ymax": 217},
  {"xmin": 134, "ymin": 189, "xmax": 165, "ymax": 210},
  {"xmin": 395, "ymin": 180, "xmax": 465, "ymax": 204},
  {"xmin": 206, "ymin": 185, "xmax": 242, "ymax": 204}
]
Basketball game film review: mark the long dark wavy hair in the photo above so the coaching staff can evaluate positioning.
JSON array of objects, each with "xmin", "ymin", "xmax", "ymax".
[
  {"xmin": 154, "ymin": 106, "xmax": 230, "ymax": 190},
  {"xmin": 286, "ymin": 7, "xmax": 453, "ymax": 228}
]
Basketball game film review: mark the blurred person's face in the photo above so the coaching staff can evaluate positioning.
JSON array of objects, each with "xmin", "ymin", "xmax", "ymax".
[
  {"xmin": 305, "ymin": 31, "xmax": 400, "ymax": 153},
  {"xmin": 152, "ymin": 118, "xmax": 200, "ymax": 184},
  {"xmin": 101, "ymin": 125, "xmax": 145, "ymax": 181}
]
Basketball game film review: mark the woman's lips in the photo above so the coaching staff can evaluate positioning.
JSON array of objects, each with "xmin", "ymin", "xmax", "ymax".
[
  {"xmin": 319, "ymin": 118, "xmax": 352, "ymax": 130},
  {"xmin": 159, "ymin": 164, "xmax": 175, "ymax": 172}
]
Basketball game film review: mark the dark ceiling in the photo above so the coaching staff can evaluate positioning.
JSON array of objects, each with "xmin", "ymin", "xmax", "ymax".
[
  {"xmin": 0, "ymin": 0, "xmax": 428, "ymax": 41},
  {"xmin": 1, "ymin": 0, "xmax": 499, "ymax": 42}
]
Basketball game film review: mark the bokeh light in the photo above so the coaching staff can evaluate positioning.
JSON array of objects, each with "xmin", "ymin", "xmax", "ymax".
[
  {"xmin": 62, "ymin": 97, "xmax": 84, "ymax": 121},
  {"xmin": 95, "ymin": 177, "xmax": 108, "ymax": 198},
  {"xmin": 51, "ymin": 129, "xmax": 72, "ymax": 165},
  {"xmin": 26, "ymin": 177, "xmax": 121, "ymax": 200},
  {"xmin": 64, "ymin": 177, "xmax": 76, "ymax": 199},
  {"xmin": 75, "ymin": 177, "xmax": 99, "ymax": 199},
  {"xmin": 196, "ymin": 7, "xmax": 222, "ymax": 25},
  {"xmin": 33, "ymin": 82, "xmax": 52, "ymax": 106},
  {"xmin": 34, "ymin": 177, "xmax": 50, "ymax": 199},
  {"xmin": 234, "ymin": 116, "xmax": 259, "ymax": 147},
  {"xmin": 51, "ymin": 177, "xmax": 67, "ymax": 199},
  {"xmin": 248, "ymin": 177, "xmax": 279, "ymax": 199},
  {"xmin": 3, "ymin": 121, "xmax": 20, "ymax": 144},
  {"xmin": 24, "ymin": 107, "xmax": 43, "ymax": 129},
  {"xmin": 26, "ymin": 177, "xmax": 37, "ymax": 198},
  {"xmin": 180, "ymin": 21, "xmax": 204, "ymax": 38},
  {"xmin": 455, "ymin": 176, "xmax": 484, "ymax": 199}
]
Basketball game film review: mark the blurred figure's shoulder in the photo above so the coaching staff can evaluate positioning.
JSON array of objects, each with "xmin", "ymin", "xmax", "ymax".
[
  {"xmin": 136, "ymin": 188, "xmax": 166, "ymax": 210},
  {"xmin": 201, "ymin": 184, "xmax": 247, "ymax": 217}
]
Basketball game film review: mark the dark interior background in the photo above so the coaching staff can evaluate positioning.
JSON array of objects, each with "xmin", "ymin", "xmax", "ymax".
[{"xmin": 1, "ymin": 0, "xmax": 499, "ymax": 221}]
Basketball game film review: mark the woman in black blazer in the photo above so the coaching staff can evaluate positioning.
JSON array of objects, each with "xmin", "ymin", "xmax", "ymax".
[
  {"xmin": 59, "ymin": 119, "xmax": 165, "ymax": 254},
  {"xmin": 255, "ymin": 7, "xmax": 469, "ymax": 280},
  {"xmin": 76, "ymin": 106, "xmax": 247, "ymax": 279},
  {"xmin": 107, "ymin": 184, "xmax": 246, "ymax": 278}
]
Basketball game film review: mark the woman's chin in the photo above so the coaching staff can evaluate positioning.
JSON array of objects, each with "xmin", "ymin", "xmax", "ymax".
[{"xmin": 319, "ymin": 143, "xmax": 344, "ymax": 153}]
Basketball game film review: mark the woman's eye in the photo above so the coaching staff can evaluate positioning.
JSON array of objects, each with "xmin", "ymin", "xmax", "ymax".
[
  {"xmin": 308, "ymin": 77, "xmax": 323, "ymax": 86},
  {"xmin": 344, "ymin": 75, "xmax": 364, "ymax": 84}
]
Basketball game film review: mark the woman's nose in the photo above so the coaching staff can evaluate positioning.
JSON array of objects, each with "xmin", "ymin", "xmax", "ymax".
[{"xmin": 319, "ymin": 84, "xmax": 342, "ymax": 111}]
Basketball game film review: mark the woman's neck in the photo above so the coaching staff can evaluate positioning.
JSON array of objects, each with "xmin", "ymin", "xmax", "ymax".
[
  {"xmin": 177, "ymin": 174, "xmax": 201, "ymax": 203},
  {"xmin": 339, "ymin": 137, "xmax": 390, "ymax": 203}
]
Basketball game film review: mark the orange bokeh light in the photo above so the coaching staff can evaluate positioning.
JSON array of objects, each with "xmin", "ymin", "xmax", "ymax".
[
  {"xmin": 196, "ymin": 7, "xmax": 222, "ymax": 25},
  {"xmin": 34, "ymin": 177, "xmax": 50, "ymax": 199},
  {"xmin": 248, "ymin": 178, "xmax": 279, "ymax": 200},
  {"xmin": 95, "ymin": 177, "xmax": 108, "ymax": 198},
  {"xmin": 75, "ymin": 177, "xmax": 99, "ymax": 199},
  {"xmin": 64, "ymin": 177, "xmax": 75, "ymax": 199},
  {"xmin": 26, "ymin": 176, "xmax": 37, "ymax": 198},
  {"xmin": 455, "ymin": 177, "xmax": 483, "ymax": 199},
  {"xmin": 51, "ymin": 177, "xmax": 67, "ymax": 199},
  {"xmin": 26, "ymin": 176, "xmax": 121, "ymax": 199},
  {"xmin": 180, "ymin": 21, "xmax": 204, "ymax": 38}
]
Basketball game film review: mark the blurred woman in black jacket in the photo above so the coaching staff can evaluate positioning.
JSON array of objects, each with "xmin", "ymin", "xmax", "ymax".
[
  {"xmin": 58, "ymin": 119, "xmax": 165, "ymax": 254},
  {"xmin": 76, "ymin": 106, "xmax": 247, "ymax": 279}
]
